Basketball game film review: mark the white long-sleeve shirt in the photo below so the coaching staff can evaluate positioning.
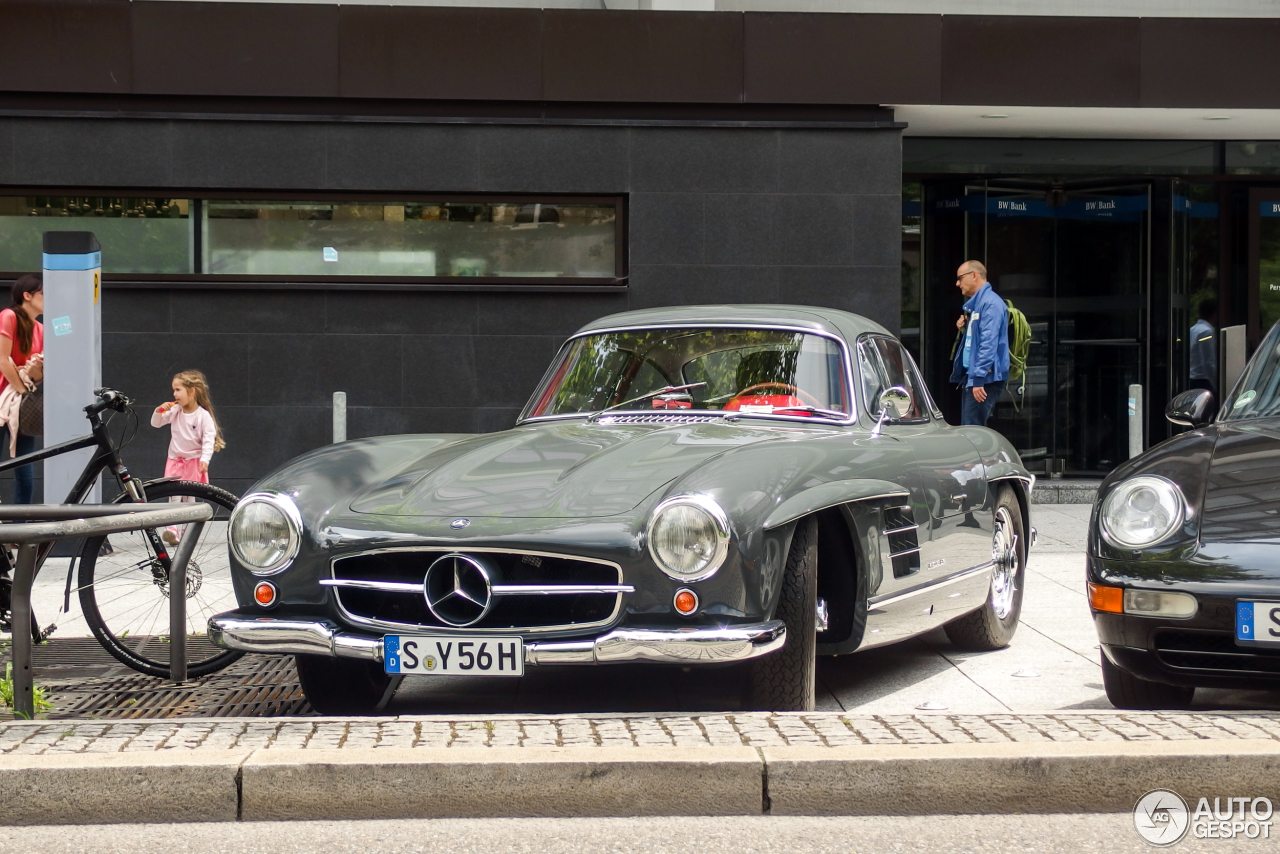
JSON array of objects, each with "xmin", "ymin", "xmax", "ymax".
[{"xmin": 151, "ymin": 404, "xmax": 217, "ymax": 463}]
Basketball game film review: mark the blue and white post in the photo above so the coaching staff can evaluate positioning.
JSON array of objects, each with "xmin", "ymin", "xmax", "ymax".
[{"xmin": 42, "ymin": 231, "xmax": 102, "ymax": 503}]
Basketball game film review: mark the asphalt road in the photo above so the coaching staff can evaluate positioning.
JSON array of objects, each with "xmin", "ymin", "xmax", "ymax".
[{"xmin": 0, "ymin": 814, "xmax": 1270, "ymax": 854}]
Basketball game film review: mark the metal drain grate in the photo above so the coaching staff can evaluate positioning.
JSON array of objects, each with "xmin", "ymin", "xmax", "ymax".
[{"xmin": 2, "ymin": 637, "xmax": 313, "ymax": 719}]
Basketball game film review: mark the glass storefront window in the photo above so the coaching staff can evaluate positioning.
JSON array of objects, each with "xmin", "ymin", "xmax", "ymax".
[
  {"xmin": 1227, "ymin": 142, "xmax": 1280, "ymax": 175},
  {"xmin": 0, "ymin": 196, "xmax": 192, "ymax": 274},
  {"xmin": 202, "ymin": 200, "xmax": 618, "ymax": 280},
  {"xmin": 901, "ymin": 182, "xmax": 922, "ymax": 361}
]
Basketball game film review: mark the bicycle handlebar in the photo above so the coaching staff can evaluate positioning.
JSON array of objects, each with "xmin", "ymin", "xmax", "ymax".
[{"xmin": 84, "ymin": 388, "xmax": 133, "ymax": 416}]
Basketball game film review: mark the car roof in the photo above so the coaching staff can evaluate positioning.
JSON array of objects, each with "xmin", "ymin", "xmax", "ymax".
[{"xmin": 574, "ymin": 304, "xmax": 892, "ymax": 345}]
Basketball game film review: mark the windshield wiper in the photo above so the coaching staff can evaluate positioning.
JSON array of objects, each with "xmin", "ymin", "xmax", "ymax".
[
  {"xmin": 747, "ymin": 404, "xmax": 849, "ymax": 420},
  {"xmin": 587, "ymin": 382, "xmax": 708, "ymax": 421}
]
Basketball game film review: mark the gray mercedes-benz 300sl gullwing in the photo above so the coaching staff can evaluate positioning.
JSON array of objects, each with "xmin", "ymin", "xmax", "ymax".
[{"xmin": 210, "ymin": 305, "xmax": 1035, "ymax": 713}]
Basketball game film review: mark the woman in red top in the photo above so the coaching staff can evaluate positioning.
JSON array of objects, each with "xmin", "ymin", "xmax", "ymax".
[{"xmin": 0, "ymin": 274, "xmax": 44, "ymax": 503}]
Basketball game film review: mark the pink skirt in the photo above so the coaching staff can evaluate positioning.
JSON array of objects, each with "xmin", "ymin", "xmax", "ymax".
[{"xmin": 164, "ymin": 456, "xmax": 208, "ymax": 484}]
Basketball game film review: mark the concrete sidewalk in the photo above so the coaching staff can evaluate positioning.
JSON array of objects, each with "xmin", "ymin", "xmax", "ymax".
[{"xmin": 2, "ymin": 712, "xmax": 1280, "ymax": 824}]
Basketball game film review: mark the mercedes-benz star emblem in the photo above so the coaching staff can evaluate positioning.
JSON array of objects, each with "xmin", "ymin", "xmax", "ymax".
[
  {"xmin": 424, "ymin": 553, "xmax": 493, "ymax": 627},
  {"xmin": 450, "ymin": 518, "xmax": 470, "ymax": 529}
]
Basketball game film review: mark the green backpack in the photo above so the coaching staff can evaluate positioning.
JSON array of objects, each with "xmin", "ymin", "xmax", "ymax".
[{"xmin": 1005, "ymin": 298, "xmax": 1031, "ymax": 389}]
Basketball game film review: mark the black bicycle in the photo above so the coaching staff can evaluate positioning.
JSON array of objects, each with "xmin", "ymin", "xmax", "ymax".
[{"xmin": 0, "ymin": 388, "xmax": 242, "ymax": 678}]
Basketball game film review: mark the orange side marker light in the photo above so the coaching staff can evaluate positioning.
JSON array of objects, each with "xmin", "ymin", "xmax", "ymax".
[
  {"xmin": 1088, "ymin": 582, "xmax": 1123, "ymax": 614},
  {"xmin": 254, "ymin": 581, "xmax": 277, "ymax": 607}
]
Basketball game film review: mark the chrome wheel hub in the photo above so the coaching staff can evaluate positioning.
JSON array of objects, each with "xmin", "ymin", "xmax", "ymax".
[{"xmin": 990, "ymin": 507, "xmax": 1019, "ymax": 620}]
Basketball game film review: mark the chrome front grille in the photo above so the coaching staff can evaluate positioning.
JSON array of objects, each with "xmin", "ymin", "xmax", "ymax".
[{"xmin": 327, "ymin": 548, "xmax": 629, "ymax": 635}]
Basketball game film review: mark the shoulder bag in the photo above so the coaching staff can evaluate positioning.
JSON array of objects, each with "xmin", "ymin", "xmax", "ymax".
[{"xmin": 18, "ymin": 379, "xmax": 42, "ymax": 437}]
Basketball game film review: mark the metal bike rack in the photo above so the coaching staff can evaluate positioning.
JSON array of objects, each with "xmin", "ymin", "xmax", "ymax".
[{"xmin": 2, "ymin": 502, "xmax": 213, "ymax": 719}]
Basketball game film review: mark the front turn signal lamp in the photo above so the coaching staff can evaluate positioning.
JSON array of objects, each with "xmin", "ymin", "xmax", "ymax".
[
  {"xmin": 1088, "ymin": 583, "xmax": 1198, "ymax": 619},
  {"xmin": 254, "ymin": 581, "xmax": 278, "ymax": 607},
  {"xmin": 1088, "ymin": 582, "xmax": 1123, "ymax": 614}
]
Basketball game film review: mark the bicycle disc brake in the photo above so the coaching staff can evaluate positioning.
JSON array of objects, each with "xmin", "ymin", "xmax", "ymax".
[{"xmin": 156, "ymin": 558, "xmax": 203, "ymax": 599}]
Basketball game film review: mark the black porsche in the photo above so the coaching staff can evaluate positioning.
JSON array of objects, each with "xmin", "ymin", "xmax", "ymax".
[{"xmin": 1089, "ymin": 322, "xmax": 1280, "ymax": 709}]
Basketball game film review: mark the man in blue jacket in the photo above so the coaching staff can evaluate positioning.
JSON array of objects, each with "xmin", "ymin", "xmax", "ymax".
[{"xmin": 950, "ymin": 260, "xmax": 1009, "ymax": 426}]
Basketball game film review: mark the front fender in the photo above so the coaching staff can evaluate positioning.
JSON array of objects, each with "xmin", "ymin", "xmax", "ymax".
[{"xmin": 763, "ymin": 478, "xmax": 908, "ymax": 530}]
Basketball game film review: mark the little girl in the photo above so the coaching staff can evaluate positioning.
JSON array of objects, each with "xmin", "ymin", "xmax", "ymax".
[{"xmin": 152, "ymin": 370, "xmax": 225, "ymax": 544}]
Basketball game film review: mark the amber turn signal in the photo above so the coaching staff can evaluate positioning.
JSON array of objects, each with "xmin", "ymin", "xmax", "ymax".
[
  {"xmin": 1088, "ymin": 582, "xmax": 1123, "ymax": 614},
  {"xmin": 254, "ymin": 581, "xmax": 277, "ymax": 607},
  {"xmin": 674, "ymin": 588, "xmax": 699, "ymax": 615}
]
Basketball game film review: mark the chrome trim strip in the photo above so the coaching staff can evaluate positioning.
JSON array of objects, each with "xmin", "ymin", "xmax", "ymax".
[
  {"xmin": 882, "ymin": 524, "xmax": 919, "ymax": 536},
  {"xmin": 868, "ymin": 562, "xmax": 994, "ymax": 610},
  {"xmin": 518, "ymin": 323, "xmax": 860, "ymax": 427},
  {"xmin": 328, "ymin": 546, "xmax": 626, "ymax": 636},
  {"xmin": 320, "ymin": 579, "xmax": 421, "ymax": 593},
  {"xmin": 209, "ymin": 613, "xmax": 786, "ymax": 667},
  {"xmin": 492, "ymin": 584, "xmax": 635, "ymax": 596},
  {"xmin": 319, "ymin": 578, "xmax": 636, "ymax": 596},
  {"xmin": 888, "ymin": 546, "xmax": 921, "ymax": 557}
]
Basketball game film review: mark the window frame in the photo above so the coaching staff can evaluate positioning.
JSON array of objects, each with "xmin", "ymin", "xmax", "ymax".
[
  {"xmin": 520, "ymin": 323, "xmax": 860, "ymax": 426},
  {"xmin": 856, "ymin": 333, "xmax": 936, "ymax": 425},
  {"xmin": 0, "ymin": 188, "xmax": 628, "ymax": 291}
]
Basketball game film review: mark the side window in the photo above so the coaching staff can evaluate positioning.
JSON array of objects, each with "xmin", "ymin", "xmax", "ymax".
[{"xmin": 857, "ymin": 337, "xmax": 927, "ymax": 420}]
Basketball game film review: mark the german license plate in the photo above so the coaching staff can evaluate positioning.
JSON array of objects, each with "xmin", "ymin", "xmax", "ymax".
[
  {"xmin": 383, "ymin": 635, "xmax": 524, "ymax": 676},
  {"xmin": 1235, "ymin": 602, "xmax": 1280, "ymax": 648}
]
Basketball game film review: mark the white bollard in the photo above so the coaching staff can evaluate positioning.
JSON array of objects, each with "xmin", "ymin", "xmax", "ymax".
[
  {"xmin": 43, "ymin": 231, "xmax": 102, "ymax": 503},
  {"xmin": 1128, "ymin": 383, "xmax": 1143, "ymax": 459},
  {"xmin": 333, "ymin": 391, "xmax": 347, "ymax": 443}
]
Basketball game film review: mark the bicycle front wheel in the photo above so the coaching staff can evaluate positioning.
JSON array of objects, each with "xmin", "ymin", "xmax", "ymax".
[{"xmin": 78, "ymin": 480, "xmax": 244, "ymax": 678}]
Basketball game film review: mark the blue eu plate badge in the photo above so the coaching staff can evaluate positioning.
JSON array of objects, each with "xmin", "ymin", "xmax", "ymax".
[{"xmin": 1236, "ymin": 601, "xmax": 1280, "ymax": 648}]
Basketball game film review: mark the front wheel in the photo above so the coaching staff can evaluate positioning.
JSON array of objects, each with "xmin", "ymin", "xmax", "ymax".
[
  {"xmin": 747, "ymin": 516, "xmax": 818, "ymax": 711},
  {"xmin": 295, "ymin": 654, "xmax": 398, "ymax": 715},
  {"xmin": 78, "ymin": 480, "xmax": 243, "ymax": 678},
  {"xmin": 1101, "ymin": 652, "xmax": 1195, "ymax": 710},
  {"xmin": 944, "ymin": 485, "xmax": 1027, "ymax": 651}
]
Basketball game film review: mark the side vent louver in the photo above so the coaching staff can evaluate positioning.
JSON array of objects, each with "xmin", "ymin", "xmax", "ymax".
[{"xmin": 883, "ymin": 504, "xmax": 921, "ymax": 579}]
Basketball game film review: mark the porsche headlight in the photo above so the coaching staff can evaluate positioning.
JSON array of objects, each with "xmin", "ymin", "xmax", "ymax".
[
  {"xmin": 647, "ymin": 495, "xmax": 730, "ymax": 581},
  {"xmin": 1100, "ymin": 476, "xmax": 1186, "ymax": 549},
  {"xmin": 229, "ymin": 492, "xmax": 302, "ymax": 575}
]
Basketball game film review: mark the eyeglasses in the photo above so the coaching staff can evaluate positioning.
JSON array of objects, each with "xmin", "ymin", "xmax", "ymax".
[{"xmin": 955, "ymin": 271, "xmax": 975, "ymax": 282}]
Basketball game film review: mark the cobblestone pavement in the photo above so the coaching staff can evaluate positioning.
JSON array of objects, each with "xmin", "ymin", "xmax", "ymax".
[{"xmin": 3, "ymin": 711, "xmax": 1280, "ymax": 754}]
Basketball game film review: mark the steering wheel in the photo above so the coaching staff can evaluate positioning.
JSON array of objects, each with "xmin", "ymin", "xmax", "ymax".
[{"xmin": 729, "ymin": 382, "xmax": 822, "ymax": 408}]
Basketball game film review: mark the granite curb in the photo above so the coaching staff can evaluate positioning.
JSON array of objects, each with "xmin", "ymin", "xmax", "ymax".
[{"xmin": 2, "ymin": 738, "xmax": 1279, "ymax": 824}]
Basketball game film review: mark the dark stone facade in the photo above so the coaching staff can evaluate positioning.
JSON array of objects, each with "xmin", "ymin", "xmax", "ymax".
[{"xmin": 0, "ymin": 117, "xmax": 901, "ymax": 499}]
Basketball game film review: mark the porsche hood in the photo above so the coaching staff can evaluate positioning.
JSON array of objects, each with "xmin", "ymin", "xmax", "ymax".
[{"xmin": 348, "ymin": 419, "xmax": 789, "ymax": 519}]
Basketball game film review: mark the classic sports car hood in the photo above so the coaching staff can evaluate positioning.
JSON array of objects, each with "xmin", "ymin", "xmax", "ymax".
[
  {"xmin": 348, "ymin": 419, "xmax": 791, "ymax": 519},
  {"xmin": 1200, "ymin": 418, "xmax": 1280, "ymax": 542}
]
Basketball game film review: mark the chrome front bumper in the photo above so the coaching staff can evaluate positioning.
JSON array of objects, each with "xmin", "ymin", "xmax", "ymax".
[{"xmin": 207, "ymin": 613, "xmax": 786, "ymax": 666}]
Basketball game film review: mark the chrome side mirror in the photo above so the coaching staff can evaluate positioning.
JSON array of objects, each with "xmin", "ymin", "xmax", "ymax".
[
  {"xmin": 1166, "ymin": 388, "xmax": 1214, "ymax": 428},
  {"xmin": 871, "ymin": 386, "xmax": 912, "ymax": 436}
]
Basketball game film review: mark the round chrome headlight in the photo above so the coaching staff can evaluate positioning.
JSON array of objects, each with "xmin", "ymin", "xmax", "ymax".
[
  {"xmin": 647, "ymin": 495, "xmax": 730, "ymax": 582},
  {"xmin": 1100, "ymin": 476, "xmax": 1186, "ymax": 549},
  {"xmin": 229, "ymin": 492, "xmax": 302, "ymax": 575}
]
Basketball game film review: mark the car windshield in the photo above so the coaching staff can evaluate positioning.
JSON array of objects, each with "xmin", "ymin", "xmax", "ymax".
[
  {"xmin": 522, "ymin": 328, "xmax": 850, "ymax": 420},
  {"xmin": 1221, "ymin": 321, "xmax": 1280, "ymax": 421}
]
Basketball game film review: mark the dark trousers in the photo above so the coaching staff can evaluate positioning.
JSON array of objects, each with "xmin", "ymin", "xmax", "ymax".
[
  {"xmin": 960, "ymin": 380, "xmax": 1007, "ymax": 427},
  {"xmin": 0, "ymin": 428, "xmax": 37, "ymax": 504}
]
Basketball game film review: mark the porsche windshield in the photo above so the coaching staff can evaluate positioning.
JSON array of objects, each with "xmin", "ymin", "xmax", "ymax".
[
  {"xmin": 1221, "ymin": 322, "xmax": 1280, "ymax": 421},
  {"xmin": 523, "ymin": 328, "xmax": 850, "ymax": 419}
]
